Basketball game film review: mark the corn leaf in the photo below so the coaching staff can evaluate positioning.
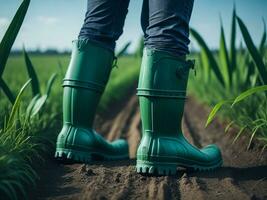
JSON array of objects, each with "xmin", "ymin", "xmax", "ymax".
[
  {"xmin": 23, "ymin": 46, "xmax": 40, "ymax": 96},
  {"xmin": 190, "ymin": 28, "xmax": 225, "ymax": 87},
  {"xmin": 232, "ymin": 85, "xmax": 267, "ymax": 106},
  {"xmin": 0, "ymin": 78, "xmax": 15, "ymax": 103},
  {"xmin": 230, "ymin": 7, "xmax": 236, "ymax": 74},
  {"xmin": 0, "ymin": 0, "xmax": 30, "ymax": 77},
  {"xmin": 237, "ymin": 16, "xmax": 267, "ymax": 85},
  {"xmin": 200, "ymin": 49, "xmax": 210, "ymax": 83},
  {"xmin": 259, "ymin": 18, "xmax": 266, "ymax": 55},
  {"xmin": 116, "ymin": 41, "xmax": 131, "ymax": 58},
  {"xmin": 219, "ymin": 19, "xmax": 231, "ymax": 87},
  {"xmin": 205, "ymin": 100, "xmax": 232, "ymax": 127}
]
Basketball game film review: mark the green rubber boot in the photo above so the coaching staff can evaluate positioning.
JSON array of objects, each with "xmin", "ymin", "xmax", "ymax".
[
  {"xmin": 136, "ymin": 48, "xmax": 223, "ymax": 175},
  {"xmin": 55, "ymin": 40, "xmax": 128, "ymax": 163}
]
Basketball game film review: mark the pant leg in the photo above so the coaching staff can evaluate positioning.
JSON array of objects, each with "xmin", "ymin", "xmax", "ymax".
[
  {"xmin": 79, "ymin": 0, "xmax": 130, "ymax": 52},
  {"xmin": 141, "ymin": 0, "xmax": 194, "ymax": 57}
]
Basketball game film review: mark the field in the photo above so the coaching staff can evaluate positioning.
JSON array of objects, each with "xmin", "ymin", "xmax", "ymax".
[
  {"xmin": 0, "ymin": 54, "xmax": 266, "ymax": 200},
  {"xmin": 1, "ymin": 1, "xmax": 267, "ymax": 199}
]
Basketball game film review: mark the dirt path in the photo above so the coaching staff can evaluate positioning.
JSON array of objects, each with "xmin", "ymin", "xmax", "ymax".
[{"xmin": 32, "ymin": 91, "xmax": 267, "ymax": 200}]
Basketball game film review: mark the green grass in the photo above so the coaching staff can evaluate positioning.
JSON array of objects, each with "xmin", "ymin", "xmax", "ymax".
[{"xmin": 0, "ymin": 54, "xmax": 140, "ymax": 199}]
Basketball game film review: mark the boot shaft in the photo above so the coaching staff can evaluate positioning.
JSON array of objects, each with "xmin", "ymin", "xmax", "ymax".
[
  {"xmin": 138, "ymin": 48, "xmax": 194, "ymax": 136},
  {"xmin": 63, "ymin": 40, "xmax": 114, "ymax": 128},
  {"xmin": 64, "ymin": 40, "xmax": 114, "ymax": 87}
]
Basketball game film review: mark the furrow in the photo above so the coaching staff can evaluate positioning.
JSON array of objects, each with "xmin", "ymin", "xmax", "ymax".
[
  {"xmin": 127, "ymin": 109, "xmax": 141, "ymax": 158},
  {"xmin": 107, "ymin": 95, "xmax": 138, "ymax": 141}
]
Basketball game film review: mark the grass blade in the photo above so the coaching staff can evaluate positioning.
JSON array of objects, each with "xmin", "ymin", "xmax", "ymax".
[
  {"xmin": 225, "ymin": 120, "xmax": 235, "ymax": 133},
  {"xmin": 6, "ymin": 79, "xmax": 31, "ymax": 130},
  {"xmin": 0, "ymin": 78, "xmax": 15, "ymax": 103},
  {"xmin": 190, "ymin": 28, "xmax": 225, "ymax": 87},
  {"xmin": 232, "ymin": 85, "xmax": 267, "ymax": 106},
  {"xmin": 205, "ymin": 100, "xmax": 232, "ymax": 127},
  {"xmin": 25, "ymin": 94, "xmax": 41, "ymax": 121},
  {"xmin": 0, "ymin": 0, "xmax": 30, "ymax": 77},
  {"xmin": 28, "ymin": 73, "xmax": 57, "ymax": 118},
  {"xmin": 237, "ymin": 16, "xmax": 267, "ymax": 85},
  {"xmin": 30, "ymin": 95, "xmax": 47, "ymax": 117},
  {"xmin": 45, "ymin": 73, "xmax": 57, "ymax": 97},
  {"xmin": 247, "ymin": 126, "xmax": 261, "ymax": 149},
  {"xmin": 232, "ymin": 126, "xmax": 246, "ymax": 144},
  {"xmin": 23, "ymin": 46, "xmax": 40, "ymax": 96}
]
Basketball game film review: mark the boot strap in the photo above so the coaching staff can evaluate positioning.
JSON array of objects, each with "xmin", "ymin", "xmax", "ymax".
[
  {"xmin": 63, "ymin": 79, "xmax": 105, "ymax": 93},
  {"xmin": 137, "ymin": 88, "xmax": 186, "ymax": 99}
]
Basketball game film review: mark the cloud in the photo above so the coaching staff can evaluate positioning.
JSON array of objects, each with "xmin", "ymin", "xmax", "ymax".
[
  {"xmin": 0, "ymin": 18, "xmax": 9, "ymax": 27},
  {"xmin": 37, "ymin": 16, "xmax": 59, "ymax": 25}
]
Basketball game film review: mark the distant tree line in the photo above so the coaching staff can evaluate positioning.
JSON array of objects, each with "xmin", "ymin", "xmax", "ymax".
[{"xmin": 11, "ymin": 48, "xmax": 71, "ymax": 56}]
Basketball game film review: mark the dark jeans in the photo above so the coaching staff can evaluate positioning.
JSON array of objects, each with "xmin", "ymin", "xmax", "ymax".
[{"xmin": 79, "ymin": 0, "xmax": 194, "ymax": 57}]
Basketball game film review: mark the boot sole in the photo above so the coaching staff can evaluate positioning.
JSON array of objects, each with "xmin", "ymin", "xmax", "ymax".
[
  {"xmin": 136, "ymin": 159, "xmax": 223, "ymax": 176},
  {"xmin": 55, "ymin": 148, "xmax": 128, "ymax": 163}
]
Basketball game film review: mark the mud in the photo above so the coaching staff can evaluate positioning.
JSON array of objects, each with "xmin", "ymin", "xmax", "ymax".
[{"xmin": 32, "ymin": 91, "xmax": 267, "ymax": 200}]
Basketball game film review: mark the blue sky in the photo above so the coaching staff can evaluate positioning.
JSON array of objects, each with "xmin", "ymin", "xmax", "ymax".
[{"xmin": 0, "ymin": 0, "xmax": 266, "ymax": 53}]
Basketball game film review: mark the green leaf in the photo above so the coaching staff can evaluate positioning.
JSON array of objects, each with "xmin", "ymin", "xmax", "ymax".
[
  {"xmin": 23, "ymin": 45, "xmax": 40, "ymax": 96},
  {"xmin": 30, "ymin": 95, "xmax": 47, "ymax": 117},
  {"xmin": 116, "ymin": 41, "xmax": 131, "ymax": 58},
  {"xmin": 0, "ymin": 78, "xmax": 15, "ymax": 104},
  {"xmin": 237, "ymin": 16, "xmax": 267, "ymax": 85},
  {"xmin": 135, "ymin": 37, "xmax": 144, "ymax": 58},
  {"xmin": 225, "ymin": 120, "xmax": 235, "ymax": 133},
  {"xmin": 1, "ymin": 180, "xmax": 18, "ymax": 200},
  {"xmin": 27, "ymin": 73, "xmax": 57, "ymax": 118},
  {"xmin": 6, "ymin": 79, "xmax": 31, "ymax": 130},
  {"xmin": 247, "ymin": 125, "xmax": 262, "ymax": 149},
  {"xmin": 219, "ymin": 18, "xmax": 231, "ymax": 87},
  {"xmin": 0, "ymin": 183, "xmax": 15, "ymax": 200},
  {"xmin": 232, "ymin": 85, "xmax": 267, "ymax": 106},
  {"xmin": 230, "ymin": 7, "xmax": 236, "ymax": 74},
  {"xmin": 190, "ymin": 28, "xmax": 225, "ymax": 87},
  {"xmin": 25, "ymin": 94, "xmax": 41, "ymax": 120},
  {"xmin": 205, "ymin": 100, "xmax": 232, "ymax": 127},
  {"xmin": 200, "ymin": 49, "xmax": 211, "ymax": 83},
  {"xmin": 45, "ymin": 73, "xmax": 57, "ymax": 97},
  {"xmin": 0, "ymin": 0, "xmax": 30, "ymax": 77},
  {"xmin": 232, "ymin": 126, "xmax": 246, "ymax": 144},
  {"xmin": 259, "ymin": 18, "xmax": 266, "ymax": 55}
]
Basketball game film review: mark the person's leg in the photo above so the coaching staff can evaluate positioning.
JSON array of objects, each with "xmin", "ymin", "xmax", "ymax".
[
  {"xmin": 55, "ymin": 0, "xmax": 130, "ymax": 163},
  {"xmin": 141, "ymin": 0, "xmax": 193, "ymax": 57},
  {"xmin": 79, "ymin": 0, "xmax": 130, "ymax": 51},
  {"xmin": 136, "ymin": 0, "xmax": 223, "ymax": 175}
]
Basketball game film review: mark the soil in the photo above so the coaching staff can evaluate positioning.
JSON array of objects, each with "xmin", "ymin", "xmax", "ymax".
[{"xmin": 31, "ymin": 88, "xmax": 267, "ymax": 200}]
